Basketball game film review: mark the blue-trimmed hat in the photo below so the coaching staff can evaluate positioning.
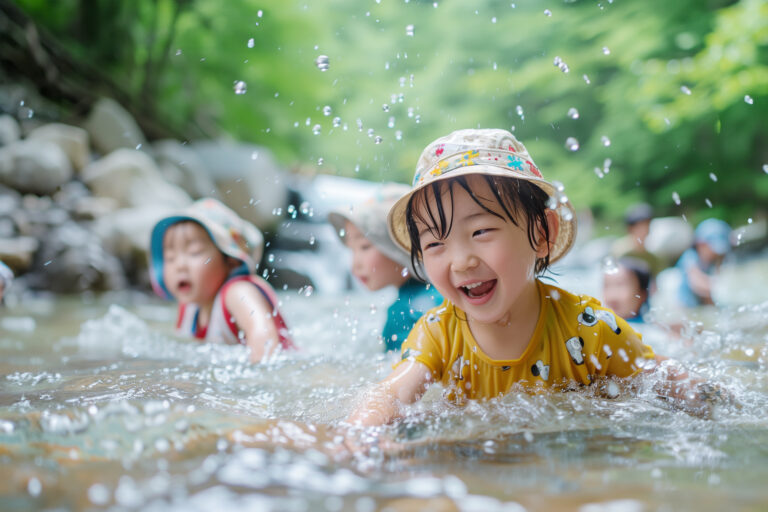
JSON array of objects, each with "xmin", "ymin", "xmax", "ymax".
[{"xmin": 695, "ymin": 218, "xmax": 731, "ymax": 255}]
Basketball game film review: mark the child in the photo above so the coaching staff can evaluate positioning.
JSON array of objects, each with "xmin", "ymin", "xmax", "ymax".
[
  {"xmin": 329, "ymin": 184, "xmax": 442, "ymax": 352},
  {"xmin": 675, "ymin": 218, "xmax": 732, "ymax": 307},
  {"xmin": 149, "ymin": 198, "xmax": 294, "ymax": 362},
  {"xmin": 346, "ymin": 129, "xmax": 723, "ymax": 428},
  {"xmin": 602, "ymin": 257, "xmax": 651, "ymax": 323}
]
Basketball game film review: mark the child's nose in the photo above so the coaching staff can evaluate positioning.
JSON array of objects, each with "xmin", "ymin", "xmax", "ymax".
[{"xmin": 450, "ymin": 246, "xmax": 479, "ymax": 273}]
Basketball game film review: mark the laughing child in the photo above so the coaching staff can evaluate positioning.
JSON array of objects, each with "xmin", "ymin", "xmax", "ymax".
[
  {"xmin": 346, "ymin": 129, "xmax": 726, "ymax": 428},
  {"xmin": 150, "ymin": 198, "xmax": 294, "ymax": 362},
  {"xmin": 329, "ymin": 184, "xmax": 442, "ymax": 352}
]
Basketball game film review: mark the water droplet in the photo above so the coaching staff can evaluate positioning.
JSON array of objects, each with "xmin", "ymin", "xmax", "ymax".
[
  {"xmin": 374, "ymin": 135, "xmax": 383, "ymax": 144},
  {"xmin": 312, "ymin": 124, "xmax": 321, "ymax": 135},
  {"xmin": 28, "ymin": 477, "xmax": 42, "ymax": 496},
  {"xmin": 233, "ymin": 81, "xmax": 247, "ymax": 95},
  {"xmin": 301, "ymin": 285, "xmax": 314, "ymax": 297},
  {"xmin": 601, "ymin": 135, "xmax": 611, "ymax": 147},
  {"xmin": 257, "ymin": 9, "xmax": 263, "ymax": 17},
  {"xmin": 387, "ymin": 116, "xmax": 395, "ymax": 128},
  {"xmin": 553, "ymin": 56, "xmax": 569, "ymax": 73},
  {"xmin": 382, "ymin": 103, "xmax": 390, "ymax": 112},
  {"xmin": 680, "ymin": 85, "xmax": 692, "ymax": 95},
  {"xmin": 565, "ymin": 137, "xmax": 580, "ymax": 151},
  {"xmin": 744, "ymin": 95, "xmax": 754, "ymax": 105},
  {"xmin": 491, "ymin": 16, "xmax": 497, "ymax": 23},
  {"xmin": 602, "ymin": 256, "xmax": 619, "ymax": 275},
  {"xmin": 367, "ymin": 128, "xmax": 375, "ymax": 138},
  {"xmin": 544, "ymin": 9, "xmax": 552, "ymax": 16},
  {"xmin": 401, "ymin": 267, "xmax": 409, "ymax": 278},
  {"xmin": 317, "ymin": 157, "xmax": 324, "ymax": 166},
  {"xmin": 516, "ymin": 105, "xmax": 524, "ymax": 119},
  {"xmin": 309, "ymin": 235, "xmax": 316, "ymax": 245},
  {"xmin": 407, "ymin": 107, "xmax": 415, "ymax": 118},
  {"xmin": 705, "ymin": 198, "xmax": 713, "ymax": 208},
  {"xmin": 175, "ymin": 49, "xmax": 182, "ymax": 56},
  {"xmin": 602, "ymin": 46, "xmax": 611, "ymax": 55},
  {"xmin": 332, "ymin": 116, "xmax": 341, "ymax": 127},
  {"xmin": 567, "ymin": 107, "xmax": 579, "ymax": 119},
  {"xmin": 558, "ymin": 204, "xmax": 573, "ymax": 221},
  {"xmin": 406, "ymin": 24, "xmax": 415, "ymax": 36},
  {"xmin": 709, "ymin": 172, "xmax": 717, "ymax": 182},
  {"xmin": 247, "ymin": 38, "xmax": 255, "ymax": 48},
  {"xmin": 583, "ymin": 74, "xmax": 591, "ymax": 84},
  {"xmin": 672, "ymin": 191, "xmax": 681, "ymax": 205},
  {"xmin": 594, "ymin": 167, "xmax": 604, "ymax": 179},
  {"xmin": 339, "ymin": 228, "xmax": 346, "ymax": 237},
  {"xmin": 395, "ymin": 130, "xmax": 403, "ymax": 141},
  {"xmin": 370, "ymin": 304, "xmax": 377, "ymax": 314},
  {"xmin": 315, "ymin": 55, "xmax": 330, "ymax": 71},
  {"xmin": 88, "ymin": 483, "xmax": 110, "ymax": 505},
  {"xmin": 251, "ymin": 151, "xmax": 259, "ymax": 160},
  {"xmin": 323, "ymin": 106, "xmax": 332, "ymax": 116},
  {"xmin": 354, "ymin": 164, "xmax": 360, "ymax": 173},
  {"xmin": 357, "ymin": 118, "xmax": 364, "ymax": 131},
  {"xmin": 763, "ymin": 164, "xmax": 768, "ymax": 174}
]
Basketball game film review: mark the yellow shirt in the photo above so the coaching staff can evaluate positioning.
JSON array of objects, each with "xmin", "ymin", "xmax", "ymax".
[{"xmin": 396, "ymin": 280, "xmax": 655, "ymax": 403}]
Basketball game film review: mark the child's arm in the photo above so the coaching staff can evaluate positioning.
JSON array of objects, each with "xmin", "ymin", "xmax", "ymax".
[
  {"xmin": 346, "ymin": 359, "xmax": 433, "ymax": 427},
  {"xmin": 647, "ymin": 355, "xmax": 732, "ymax": 417},
  {"xmin": 224, "ymin": 281, "xmax": 281, "ymax": 363}
]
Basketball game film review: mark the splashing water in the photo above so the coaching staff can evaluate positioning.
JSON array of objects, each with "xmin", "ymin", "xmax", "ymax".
[
  {"xmin": 744, "ymin": 95, "xmax": 754, "ymax": 105},
  {"xmin": 672, "ymin": 191, "xmax": 682, "ymax": 205},
  {"xmin": 315, "ymin": 55, "xmax": 330, "ymax": 71},
  {"xmin": 322, "ymin": 106, "xmax": 332, "ymax": 116},
  {"xmin": 553, "ymin": 56, "xmax": 570, "ymax": 73},
  {"xmin": 681, "ymin": 85, "xmax": 692, "ymax": 95},
  {"xmin": 565, "ymin": 137, "xmax": 580, "ymax": 151},
  {"xmin": 233, "ymin": 81, "xmax": 247, "ymax": 95},
  {"xmin": 601, "ymin": 135, "xmax": 611, "ymax": 147},
  {"xmin": 567, "ymin": 107, "xmax": 580, "ymax": 119},
  {"xmin": 405, "ymin": 24, "xmax": 415, "ymax": 36}
]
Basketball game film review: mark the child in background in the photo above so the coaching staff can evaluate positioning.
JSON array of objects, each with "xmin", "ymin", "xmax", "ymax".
[
  {"xmin": 329, "ymin": 184, "xmax": 442, "ymax": 352},
  {"xmin": 602, "ymin": 257, "xmax": 651, "ymax": 324},
  {"xmin": 0, "ymin": 261, "xmax": 13, "ymax": 305},
  {"xmin": 675, "ymin": 218, "xmax": 732, "ymax": 307},
  {"xmin": 150, "ymin": 198, "xmax": 294, "ymax": 362},
  {"xmin": 346, "ymin": 129, "xmax": 725, "ymax": 428}
]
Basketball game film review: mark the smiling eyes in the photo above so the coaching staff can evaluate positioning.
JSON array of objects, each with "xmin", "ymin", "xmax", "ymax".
[{"xmin": 421, "ymin": 227, "xmax": 495, "ymax": 251}]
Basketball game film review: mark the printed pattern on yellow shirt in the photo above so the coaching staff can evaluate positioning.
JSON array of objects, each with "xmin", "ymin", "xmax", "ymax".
[{"xmin": 396, "ymin": 280, "xmax": 655, "ymax": 403}]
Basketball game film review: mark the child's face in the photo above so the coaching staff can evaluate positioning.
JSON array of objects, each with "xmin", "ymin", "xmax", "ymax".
[
  {"xmin": 415, "ymin": 175, "xmax": 551, "ymax": 325},
  {"xmin": 603, "ymin": 267, "xmax": 646, "ymax": 319},
  {"xmin": 344, "ymin": 221, "xmax": 406, "ymax": 291},
  {"xmin": 162, "ymin": 221, "xmax": 232, "ymax": 305}
]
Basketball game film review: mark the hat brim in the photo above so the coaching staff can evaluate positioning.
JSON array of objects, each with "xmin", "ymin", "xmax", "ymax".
[{"xmin": 387, "ymin": 165, "xmax": 577, "ymax": 265}]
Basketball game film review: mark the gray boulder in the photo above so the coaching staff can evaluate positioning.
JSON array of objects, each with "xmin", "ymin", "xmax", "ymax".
[
  {"xmin": 83, "ymin": 97, "xmax": 147, "ymax": 155},
  {"xmin": 27, "ymin": 123, "xmax": 91, "ymax": 171},
  {"xmin": 0, "ymin": 140, "xmax": 73, "ymax": 195},
  {"xmin": 0, "ymin": 115, "xmax": 21, "ymax": 146}
]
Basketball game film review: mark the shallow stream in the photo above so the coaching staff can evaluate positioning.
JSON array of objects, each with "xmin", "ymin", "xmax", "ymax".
[{"xmin": 1, "ymin": 279, "xmax": 767, "ymax": 511}]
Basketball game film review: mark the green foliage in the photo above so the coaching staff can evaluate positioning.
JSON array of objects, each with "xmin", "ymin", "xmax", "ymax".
[{"xmin": 15, "ymin": 0, "xmax": 768, "ymax": 226}]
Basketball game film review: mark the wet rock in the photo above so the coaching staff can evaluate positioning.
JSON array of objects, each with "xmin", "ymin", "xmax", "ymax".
[
  {"xmin": 83, "ymin": 97, "xmax": 147, "ymax": 155},
  {"xmin": 27, "ymin": 123, "xmax": 91, "ymax": 171},
  {"xmin": 0, "ymin": 140, "xmax": 73, "ymax": 195},
  {"xmin": 0, "ymin": 115, "xmax": 21, "ymax": 146},
  {"xmin": 81, "ymin": 148, "xmax": 191, "ymax": 208},
  {"xmin": 29, "ymin": 222, "xmax": 126, "ymax": 293},
  {"xmin": 91, "ymin": 204, "xmax": 176, "ymax": 285},
  {"xmin": 192, "ymin": 141, "xmax": 288, "ymax": 231},
  {"xmin": 153, "ymin": 139, "xmax": 216, "ymax": 199},
  {"xmin": 0, "ymin": 236, "xmax": 39, "ymax": 271}
]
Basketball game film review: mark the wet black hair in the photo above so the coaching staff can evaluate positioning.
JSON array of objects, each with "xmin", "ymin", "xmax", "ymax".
[{"xmin": 405, "ymin": 175, "xmax": 553, "ymax": 280}]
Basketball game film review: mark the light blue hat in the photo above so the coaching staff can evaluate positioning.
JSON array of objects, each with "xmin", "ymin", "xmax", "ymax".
[{"xmin": 695, "ymin": 218, "xmax": 731, "ymax": 255}]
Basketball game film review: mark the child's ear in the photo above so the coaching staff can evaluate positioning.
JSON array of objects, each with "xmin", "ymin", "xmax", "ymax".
[{"xmin": 535, "ymin": 209, "xmax": 560, "ymax": 258}]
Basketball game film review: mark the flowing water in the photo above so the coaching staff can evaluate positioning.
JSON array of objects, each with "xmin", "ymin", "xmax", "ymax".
[{"xmin": 1, "ymin": 278, "xmax": 767, "ymax": 511}]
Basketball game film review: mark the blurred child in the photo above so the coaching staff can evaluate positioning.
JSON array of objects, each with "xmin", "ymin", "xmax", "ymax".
[
  {"xmin": 675, "ymin": 218, "xmax": 732, "ymax": 307},
  {"xmin": 329, "ymin": 184, "xmax": 442, "ymax": 352},
  {"xmin": 0, "ymin": 260, "xmax": 13, "ymax": 304},
  {"xmin": 150, "ymin": 198, "xmax": 294, "ymax": 362},
  {"xmin": 611, "ymin": 203, "xmax": 664, "ymax": 278},
  {"xmin": 345, "ymin": 129, "xmax": 727, "ymax": 428},
  {"xmin": 602, "ymin": 257, "xmax": 651, "ymax": 323}
]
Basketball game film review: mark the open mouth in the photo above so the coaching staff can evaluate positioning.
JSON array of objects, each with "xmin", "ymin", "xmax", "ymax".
[
  {"xmin": 460, "ymin": 280, "xmax": 496, "ymax": 299},
  {"xmin": 177, "ymin": 280, "xmax": 192, "ymax": 293}
]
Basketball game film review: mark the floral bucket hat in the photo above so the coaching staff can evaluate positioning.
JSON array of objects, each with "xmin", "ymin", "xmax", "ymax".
[
  {"xmin": 387, "ymin": 128, "xmax": 577, "ymax": 264},
  {"xmin": 328, "ymin": 182, "xmax": 412, "ymax": 270},
  {"xmin": 149, "ymin": 198, "xmax": 264, "ymax": 299}
]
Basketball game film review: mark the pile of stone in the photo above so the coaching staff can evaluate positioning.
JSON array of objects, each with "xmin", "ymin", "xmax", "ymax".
[{"xmin": 0, "ymin": 98, "xmax": 289, "ymax": 294}]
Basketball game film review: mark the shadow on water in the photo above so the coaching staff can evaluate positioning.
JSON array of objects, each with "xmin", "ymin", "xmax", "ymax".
[{"xmin": 0, "ymin": 284, "xmax": 767, "ymax": 511}]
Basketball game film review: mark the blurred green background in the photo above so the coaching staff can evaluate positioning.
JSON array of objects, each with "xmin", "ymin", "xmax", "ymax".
[{"xmin": 7, "ymin": 0, "xmax": 768, "ymax": 226}]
